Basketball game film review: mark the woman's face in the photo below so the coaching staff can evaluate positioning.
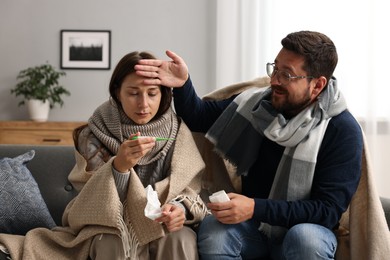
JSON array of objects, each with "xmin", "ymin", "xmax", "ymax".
[{"xmin": 118, "ymin": 73, "xmax": 161, "ymax": 125}]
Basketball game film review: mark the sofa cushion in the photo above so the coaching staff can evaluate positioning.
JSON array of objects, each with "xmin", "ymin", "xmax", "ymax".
[{"xmin": 0, "ymin": 150, "xmax": 56, "ymax": 235}]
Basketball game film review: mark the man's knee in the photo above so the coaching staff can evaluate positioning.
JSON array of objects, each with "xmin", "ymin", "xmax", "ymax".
[
  {"xmin": 197, "ymin": 215, "xmax": 242, "ymax": 258},
  {"xmin": 197, "ymin": 215, "xmax": 228, "ymax": 244},
  {"xmin": 283, "ymin": 223, "xmax": 337, "ymax": 259}
]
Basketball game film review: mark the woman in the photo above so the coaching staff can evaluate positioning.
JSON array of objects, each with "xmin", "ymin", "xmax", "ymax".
[{"xmin": 67, "ymin": 51, "xmax": 208, "ymax": 259}]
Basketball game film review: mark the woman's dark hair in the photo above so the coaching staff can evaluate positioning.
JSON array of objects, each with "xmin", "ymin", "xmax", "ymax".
[
  {"xmin": 281, "ymin": 31, "xmax": 338, "ymax": 84},
  {"xmin": 109, "ymin": 51, "xmax": 172, "ymax": 119}
]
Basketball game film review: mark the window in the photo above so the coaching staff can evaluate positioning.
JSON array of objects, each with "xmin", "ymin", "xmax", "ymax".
[{"xmin": 215, "ymin": 0, "xmax": 390, "ymax": 196}]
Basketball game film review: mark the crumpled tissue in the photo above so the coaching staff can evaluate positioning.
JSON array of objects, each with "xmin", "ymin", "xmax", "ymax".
[{"xmin": 144, "ymin": 185, "xmax": 162, "ymax": 220}]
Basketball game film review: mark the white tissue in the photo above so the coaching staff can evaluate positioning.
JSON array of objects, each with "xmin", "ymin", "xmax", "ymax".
[
  {"xmin": 209, "ymin": 190, "xmax": 230, "ymax": 203},
  {"xmin": 144, "ymin": 185, "xmax": 162, "ymax": 220}
]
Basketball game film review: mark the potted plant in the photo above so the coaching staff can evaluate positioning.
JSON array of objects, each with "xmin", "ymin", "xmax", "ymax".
[{"xmin": 11, "ymin": 63, "xmax": 70, "ymax": 121}]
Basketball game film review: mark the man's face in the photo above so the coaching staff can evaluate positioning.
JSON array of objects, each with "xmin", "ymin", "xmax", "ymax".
[{"xmin": 270, "ymin": 48, "xmax": 319, "ymax": 117}]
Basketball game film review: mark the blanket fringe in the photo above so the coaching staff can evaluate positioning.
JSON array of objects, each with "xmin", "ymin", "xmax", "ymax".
[
  {"xmin": 172, "ymin": 194, "xmax": 211, "ymax": 216},
  {"xmin": 119, "ymin": 202, "xmax": 139, "ymax": 260},
  {"xmin": 0, "ymin": 243, "xmax": 11, "ymax": 260}
]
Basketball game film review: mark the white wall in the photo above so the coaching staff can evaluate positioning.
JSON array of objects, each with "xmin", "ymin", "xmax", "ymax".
[{"xmin": 0, "ymin": 0, "xmax": 217, "ymax": 122}]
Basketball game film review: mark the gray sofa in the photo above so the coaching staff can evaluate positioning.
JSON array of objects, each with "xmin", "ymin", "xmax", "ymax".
[{"xmin": 0, "ymin": 144, "xmax": 389, "ymax": 231}]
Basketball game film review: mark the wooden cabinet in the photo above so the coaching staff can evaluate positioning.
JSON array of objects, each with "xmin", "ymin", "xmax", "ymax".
[{"xmin": 0, "ymin": 121, "xmax": 86, "ymax": 146}]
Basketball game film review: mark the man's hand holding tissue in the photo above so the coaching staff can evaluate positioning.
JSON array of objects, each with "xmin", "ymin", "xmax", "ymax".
[{"xmin": 155, "ymin": 203, "xmax": 186, "ymax": 232}]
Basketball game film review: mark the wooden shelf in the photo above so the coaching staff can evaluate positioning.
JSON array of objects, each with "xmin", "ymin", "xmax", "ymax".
[{"xmin": 0, "ymin": 121, "xmax": 86, "ymax": 146}]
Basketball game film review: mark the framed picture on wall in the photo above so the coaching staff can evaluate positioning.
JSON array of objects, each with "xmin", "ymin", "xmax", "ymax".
[{"xmin": 60, "ymin": 30, "xmax": 111, "ymax": 70}]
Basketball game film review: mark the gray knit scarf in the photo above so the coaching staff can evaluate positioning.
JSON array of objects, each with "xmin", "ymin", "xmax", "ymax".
[
  {"xmin": 88, "ymin": 100, "xmax": 178, "ymax": 185},
  {"xmin": 206, "ymin": 78, "xmax": 347, "ymax": 241}
]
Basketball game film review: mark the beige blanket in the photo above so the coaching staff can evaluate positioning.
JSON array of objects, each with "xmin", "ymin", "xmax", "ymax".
[
  {"xmin": 336, "ymin": 133, "xmax": 390, "ymax": 259},
  {"xmin": 0, "ymin": 121, "xmax": 207, "ymax": 260},
  {"xmin": 195, "ymin": 76, "xmax": 390, "ymax": 259}
]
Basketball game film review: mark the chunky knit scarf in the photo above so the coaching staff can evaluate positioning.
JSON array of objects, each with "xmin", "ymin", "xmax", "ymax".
[
  {"xmin": 206, "ymin": 78, "xmax": 347, "ymax": 240},
  {"xmin": 88, "ymin": 100, "xmax": 178, "ymax": 185}
]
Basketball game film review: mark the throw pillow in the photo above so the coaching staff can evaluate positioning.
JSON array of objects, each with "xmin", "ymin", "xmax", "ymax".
[{"xmin": 0, "ymin": 150, "xmax": 56, "ymax": 235}]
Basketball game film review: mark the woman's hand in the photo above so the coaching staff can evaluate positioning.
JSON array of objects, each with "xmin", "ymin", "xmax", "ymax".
[
  {"xmin": 113, "ymin": 132, "xmax": 155, "ymax": 173},
  {"xmin": 134, "ymin": 50, "xmax": 189, "ymax": 88},
  {"xmin": 155, "ymin": 203, "xmax": 186, "ymax": 232}
]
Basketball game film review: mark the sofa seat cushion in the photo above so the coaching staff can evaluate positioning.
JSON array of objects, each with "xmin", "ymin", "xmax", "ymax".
[{"xmin": 0, "ymin": 150, "xmax": 56, "ymax": 235}]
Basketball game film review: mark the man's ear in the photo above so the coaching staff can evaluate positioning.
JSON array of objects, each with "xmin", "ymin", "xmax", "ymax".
[{"xmin": 312, "ymin": 76, "xmax": 327, "ymax": 97}]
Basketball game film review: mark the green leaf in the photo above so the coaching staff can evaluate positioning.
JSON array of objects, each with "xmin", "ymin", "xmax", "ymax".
[{"xmin": 11, "ymin": 63, "xmax": 70, "ymax": 109}]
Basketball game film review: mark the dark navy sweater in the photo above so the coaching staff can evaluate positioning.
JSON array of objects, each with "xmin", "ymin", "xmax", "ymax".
[{"xmin": 173, "ymin": 77, "xmax": 363, "ymax": 230}]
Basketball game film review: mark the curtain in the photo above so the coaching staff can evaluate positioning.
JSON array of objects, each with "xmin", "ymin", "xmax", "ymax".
[{"xmin": 215, "ymin": 0, "xmax": 390, "ymax": 197}]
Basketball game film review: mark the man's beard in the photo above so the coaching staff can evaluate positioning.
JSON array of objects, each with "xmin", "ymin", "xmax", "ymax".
[{"xmin": 271, "ymin": 87, "xmax": 312, "ymax": 117}]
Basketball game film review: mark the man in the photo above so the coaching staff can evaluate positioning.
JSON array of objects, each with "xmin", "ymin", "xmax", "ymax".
[{"xmin": 135, "ymin": 31, "xmax": 363, "ymax": 260}]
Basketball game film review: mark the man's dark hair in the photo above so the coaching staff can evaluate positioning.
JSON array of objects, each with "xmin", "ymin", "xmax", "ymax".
[{"xmin": 282, "ymin": 31, "xmax": 338, "ymax": 84}]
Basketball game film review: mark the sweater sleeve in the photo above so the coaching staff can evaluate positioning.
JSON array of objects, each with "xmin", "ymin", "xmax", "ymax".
[
  {"xmin": 173, "ymin": 76, "xmax": 235, "ymax": 132},
  {"xmin": 112, "ymin": 166, "xmax": 130, "ymax": 202},
  {"xmin": 252, "ymin": 111, "xmax": 363, "ymax": 230}
]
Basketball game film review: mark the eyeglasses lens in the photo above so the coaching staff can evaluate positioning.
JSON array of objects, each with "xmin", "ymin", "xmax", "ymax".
[
  {"xmin": 266, "ymin": 63, "xmax": 290, "ymax": 85},
  {"xmin": 266, "ymin": 63, "xmax": 274, "ymax": 78}
]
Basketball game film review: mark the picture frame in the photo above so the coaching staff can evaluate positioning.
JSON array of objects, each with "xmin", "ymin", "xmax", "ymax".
[{"xmin": 60, "ymin": 30, "xmax": 111, "ymax": 70}]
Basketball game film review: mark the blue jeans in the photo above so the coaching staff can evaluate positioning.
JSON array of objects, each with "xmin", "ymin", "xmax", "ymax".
[{"xmin": 197, "ymin": 215, "xmax": 337, "ymax": 260}]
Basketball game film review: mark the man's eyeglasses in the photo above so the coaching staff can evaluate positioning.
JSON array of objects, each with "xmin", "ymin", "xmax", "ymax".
[{"xmin": 266, "ymin": 63, "xmax": 314, "ymax": 85}]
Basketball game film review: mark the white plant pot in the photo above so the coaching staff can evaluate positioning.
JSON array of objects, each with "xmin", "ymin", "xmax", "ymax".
[{"xmin": 27, "ymin": 99, "xmax": 50, "ymax": 122}]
